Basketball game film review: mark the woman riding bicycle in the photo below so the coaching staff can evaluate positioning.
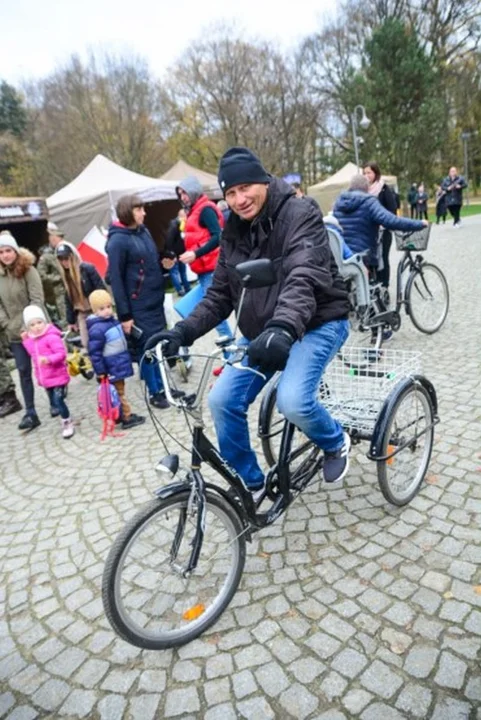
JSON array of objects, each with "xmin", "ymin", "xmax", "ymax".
[{"xmin": 152, "ymin": 147, "xmax": 351, "ymax": 491}]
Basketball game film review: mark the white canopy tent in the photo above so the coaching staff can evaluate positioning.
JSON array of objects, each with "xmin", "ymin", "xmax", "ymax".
[
  {"xmin": 308, "ymin": 162, "xmax": 398, "ymax": 214},
  {"xmin": 47, "ymin": 154, "xmax": 179, "ymax": 245},
  {"xmin": 160, "ymin": 159, "xmax": 222, "ymax": 199}
]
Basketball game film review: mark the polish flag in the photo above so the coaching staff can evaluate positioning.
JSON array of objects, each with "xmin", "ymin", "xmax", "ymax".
[{"xmin": 77, "ymin": 226, "xmax": 108, "ymax": 278}]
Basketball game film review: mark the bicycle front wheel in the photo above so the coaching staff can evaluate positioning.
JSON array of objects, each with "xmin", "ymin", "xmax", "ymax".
[
  {"xmin": 102, "ymin": 490, "xmax": 246, "ymax": 650},
  {"xmin": 406, "ymin": 263, "xmax": 449, "ymax": 334},
  {"xmin": 377, "ymin": 383, "xmax": 434, "ymax": 506}
]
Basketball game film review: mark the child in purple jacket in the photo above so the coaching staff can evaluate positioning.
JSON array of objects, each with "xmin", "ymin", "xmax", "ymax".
[{"xmin": 21, "ymin": 305, "xmax": 74, "ymax": 438}]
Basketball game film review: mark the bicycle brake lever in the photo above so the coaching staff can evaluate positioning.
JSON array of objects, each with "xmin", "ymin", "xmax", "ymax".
[{"xmin": 231, "ymin": 362, "xmax": 266, "ymax": 381}]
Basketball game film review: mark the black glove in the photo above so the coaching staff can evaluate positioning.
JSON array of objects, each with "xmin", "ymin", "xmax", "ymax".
[
  {"xmin": 144, "ymin": 326, "xmax": 188, "ymax": 367},
  {"xmin": 247, "ymin": 325, "xmax": 295, "ymax": 373}
]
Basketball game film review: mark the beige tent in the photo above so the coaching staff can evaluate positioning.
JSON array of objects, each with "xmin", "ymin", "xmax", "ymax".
[
  {"xmin": 161, "ymin": 159, "xmax": 222, "ymax": 199},
  {"xmin": 47, "ymin": 154, "xmax": 179, "ymax": 247},
  {"xmin": 308, "ymin": 162, "xmax": 398, "ymax": 214}
]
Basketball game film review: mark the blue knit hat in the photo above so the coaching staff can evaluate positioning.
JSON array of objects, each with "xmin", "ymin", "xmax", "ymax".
[{"xmin": 218, "ymin": 147, "xmax": 270, "ymax": 194}]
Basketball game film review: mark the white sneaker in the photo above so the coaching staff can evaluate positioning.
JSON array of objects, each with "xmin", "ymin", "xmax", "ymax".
[{"xmin": 62, "ymin": 418, "xmax": 75, "ymax": 439}]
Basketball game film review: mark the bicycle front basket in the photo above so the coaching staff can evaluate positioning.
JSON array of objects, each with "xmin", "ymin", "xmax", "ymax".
[{"xmin": 394, "ymin": 225, "xmax": 431, "ymax": 251}]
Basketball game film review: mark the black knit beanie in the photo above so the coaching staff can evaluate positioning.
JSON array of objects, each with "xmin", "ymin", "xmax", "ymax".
[{"xmin": 218, "ymin": 147, "xmax": 270, "ymax": 194}]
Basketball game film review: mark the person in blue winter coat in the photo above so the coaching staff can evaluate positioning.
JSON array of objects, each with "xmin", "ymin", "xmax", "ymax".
[
  {"xmin": 87, "ymin": 289, "xmax": 145, "ymax": 429},
  {"xmin": 105, "ymin": 194, "xmax": 169, "ymax": 409},
  {"xmin": 333, "ymin": 174, "xmax": 427, "ymax": 271}
]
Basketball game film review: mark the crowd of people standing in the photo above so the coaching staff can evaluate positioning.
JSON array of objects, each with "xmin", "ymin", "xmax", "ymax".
[{"xmin": 408, "ymin": 167, "xmax": 467, "ymax": 226}]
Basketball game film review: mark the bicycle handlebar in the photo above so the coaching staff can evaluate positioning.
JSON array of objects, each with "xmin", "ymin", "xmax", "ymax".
[{"xmin": 152, "ymin": 340, "xmax": 266, "ymax": 410}]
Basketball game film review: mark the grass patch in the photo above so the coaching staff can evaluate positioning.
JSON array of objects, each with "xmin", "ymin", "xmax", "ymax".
[{"xmin": 428, "ymin": 201, "xmax": 481, "ymax": 222}]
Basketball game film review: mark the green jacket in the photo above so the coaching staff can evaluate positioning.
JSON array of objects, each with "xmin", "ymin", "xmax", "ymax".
[
  {"xmin": 0, "ymin": 249, "xmax": 45, "ymax": 342},
  {"xmin": 37, "ymin": 248, "xmax": 63, "ymax": 287}
]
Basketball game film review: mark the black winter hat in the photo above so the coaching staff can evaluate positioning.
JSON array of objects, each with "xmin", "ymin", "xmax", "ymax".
[{"xmin": 218, "ymin": 147, "xmax": 270, "ymax": 194}]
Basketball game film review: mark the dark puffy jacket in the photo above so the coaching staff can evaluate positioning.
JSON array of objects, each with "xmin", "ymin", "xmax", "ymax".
[
  {"xmin": 441, "ymin": 175, "xmax": 467, "ymax": 206},
  {"xmin": 177, "ymin": 177, "xmax": 350, "ymax": 344},
  {"xmin": 87, "ymin": 315, "xmax": 134, "ymax": 382},
  {"xmin": 105, "ymin": 223, "xmax": 166, "ymax": 342},
  {"xmin": 333, "ymin": 191, "xmax": 425, "ymax": 265},
  {"xmin": 65, "ymin": 262, "xmax": 105, "ymax": 325}
]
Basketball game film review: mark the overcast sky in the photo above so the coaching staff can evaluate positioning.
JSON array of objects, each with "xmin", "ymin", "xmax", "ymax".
[{"xmin": 2, "ymin": 0, "xmax": 336, "ymax": 85}]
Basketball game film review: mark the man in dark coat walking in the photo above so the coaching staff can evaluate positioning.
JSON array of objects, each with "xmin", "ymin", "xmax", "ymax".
[
  {"xmin": 150, "ymin": 147, "xmax": 352, "ymax": 490},
  {"xmin": 441, "ymin": 166, "xmax": 467, "ymax": 227}
]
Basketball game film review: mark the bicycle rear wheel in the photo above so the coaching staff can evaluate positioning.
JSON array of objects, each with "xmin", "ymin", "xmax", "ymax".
[
  {"xmin": 377, "ymin": 383, "xmax": 434, "ymax": 506},
  {"xmin": 406, "ymin": 263, "xmax": 449, "ymax": 334},
  {"xmin": 102, "ymin": 490, "xmax": 246, "ymax": 649},
  {"xmin": 259, "ymin": 379, "xmax": 322, "ymax": 483}
]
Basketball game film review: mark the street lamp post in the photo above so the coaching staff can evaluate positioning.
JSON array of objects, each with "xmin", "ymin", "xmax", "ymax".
[{"xmin": 351, "ymin": 105, "xmax": 371, "ymax": 169}]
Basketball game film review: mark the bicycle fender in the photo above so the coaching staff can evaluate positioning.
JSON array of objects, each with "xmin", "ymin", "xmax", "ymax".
[
  {"xmin": 154, "ymin": 481, "xmax": 190, "ymax": 500},
  {"xmin": 369, "ymin": 375, "xmax": 437, "ymax": 462}
]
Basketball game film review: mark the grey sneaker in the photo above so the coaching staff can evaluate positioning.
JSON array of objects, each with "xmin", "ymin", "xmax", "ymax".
[{"xmin": 323, "ymin": 433, "xmax": 350, "ymax": 484}]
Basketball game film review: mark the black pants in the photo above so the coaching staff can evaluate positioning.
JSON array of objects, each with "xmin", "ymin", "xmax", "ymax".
[
  {"xmin": 410, "ymin": 204, "xmax": 417, "ymax": 219},
  {"xmin": 448, "ymin": 204, "xmax": 461, "ymax": 224},
  {"xmin": 377, "ymin": 230, "xmax": 392, "ymax": 288},
  {"xmin": 10, "ymin": 342, "xmax": 35, "ymax": 413}
]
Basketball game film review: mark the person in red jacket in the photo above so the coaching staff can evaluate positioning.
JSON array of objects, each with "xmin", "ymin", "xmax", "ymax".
[{"xmin": 176, "ymin": 177, "xmax": 232, "ymax": 339}]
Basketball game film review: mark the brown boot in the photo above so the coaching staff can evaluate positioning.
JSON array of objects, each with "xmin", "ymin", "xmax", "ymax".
[{"xmin": 0, "ymin": 391, "xmax": 23, "ymax": 418}]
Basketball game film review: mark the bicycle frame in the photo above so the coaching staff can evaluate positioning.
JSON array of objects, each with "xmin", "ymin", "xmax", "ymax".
[{"xmin": 394, "ymin": 250, "xmax": 423, "ymax": 313}]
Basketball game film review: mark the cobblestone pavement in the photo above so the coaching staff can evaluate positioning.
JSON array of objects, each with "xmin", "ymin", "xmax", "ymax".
[{"xmin": 1, "ymin": 215, "xmax": 480, "ymax": 720}]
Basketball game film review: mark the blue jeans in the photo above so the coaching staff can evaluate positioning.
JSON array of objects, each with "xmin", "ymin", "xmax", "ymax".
[
  {"xmin": 208, "ymin": 320, "xmax": 349, "ymax": 488},
  {"xmin": 170, "ymin": 262, "xmax": 191, "ymax": 295},
  {"xmin": 46, "ymin": 386, "xmax": 70, "ymax": 419},
  {"xmin": 198, "ymin": 272, "xmax": 232, "ymax": 339}
]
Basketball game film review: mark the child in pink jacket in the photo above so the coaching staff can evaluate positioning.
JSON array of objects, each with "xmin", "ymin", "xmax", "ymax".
[{"xmin": 22, "ymin": 305, "xmax": 74, "ymax": 438}]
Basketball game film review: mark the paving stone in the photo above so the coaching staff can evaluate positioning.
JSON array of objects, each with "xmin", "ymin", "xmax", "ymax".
[
  {"xmin": 305, "ymin": 632, "xmax": 341, "ymax": 659},
  {"xmin": 204, "ymin": 703, "xmax": 237, "ymax": 720},
  {"xmin": 320, "ymin": 671, "xmax": 347, "ymax": 700},
  {"xmin": 359, "ymin": 660, "xmax": 403, "ymax": 699},
  {"xmin": 59, "ymin": 689, "xmax": 97, "ymax": 718},
  {"xmin": 383, "ymin": 601, "xmax": 415, "ymax": 626},
  {"xmin": 5, "ymin": 708, "xmax": 39, "ymax": 720},
  {"xmin": 360, "ymin": 703, "xmax": 406, "ymax": 720},
  {"xmin": 412, "ymin": 615, "xmax": 444, "ymax": 640},
  {"xmin": 234, "ymin": 644, "xmax": 272, "ymax": 669},
  {"xmin": 411, "ymin": 587, "xmax": 442, "ymax": 615},
  {"xmin": 315, "ymin": 710, "xmax": 347, "ymax": 720},
  {"xmin": 31, "ymin": 679, "xmax": 70, "ymax": 711},
  {"xmin": 465, "ymin": 610, "xmax": 481, "ymax": 635},
  {"xmin": 289, "ymin": 657, "xmax": 326, "ymax": 683},
  {"xmin": 449, "ymin": 559, "xmax": 477, "ymax": 582},
  {"xmin": 442, "ymin": 634, "xmax": 480, "ymax": 659},
  {"xmin": 100, "ymin": 669, "xmax": 139, "ymax": 693},
  {"xmin": 232, "ymin": 670, "xmax": 257, "ymax": 699},
  {"xmin": 342, "ymin": 688, "xmax": 373, "ymax": 714},
  {"xmin": 439, "ymin": 600, "xmax": 471, "ymax": 622},
  {"xmin": 395, "ymin": 683, "xmax": 433, "ymax": 718},
  {"xmin": 331, "ymin": 647, "xmax": 368, "ymax": 678},
  {"xmin": 267, "ymin": 636, "xmax": 301, "ymax": 663},
  {"xmin": 74, "ymin": 659, "xmax": 110, "ymax": 688},
  {"xmin": 434, "ymin": 651, "xmax": 467, "ymax": 689},
  {"xmin": 128, "ymin": 694, "xmax": 161, "ymax": 720},
  {"xmin": 421, "ymin": 570, "xmax": 451, "ymax": 592},
  {"xmin": 0, "ymin": 693, "xmax": 15, "ymax": 716},
  {"xmin": 45, "ymin": 647, "xmax": 88, "ymax": 679},
  {"xmin": 279, "ymin": 683, "xmax": 319, "ymax": 719},
  {"xmin": 97, "ymin": 694, "xmax": 127, "ymax": 720},
  {"xmin": 237, "ymin": 696, "xmax": 275, "ymax": 719},
  {"xmin": 164, "ymin": 687, "xmax": 200, "ymax": 717},
  {"xmin": 430, "ymin": 697, "xmax": 472, "ymax": 720},
  {"xmin": 204, "ymin": 677, "xmax": 230, "ymax": 705},
  {"xmin": 255, "ymin": 661, "xmax": 289, "ymax": 696},
  {"xmin": 404, "ymin": 645, "xmax": 439, "ymax": 678},
  {"xmin": 319, "ymin": 614, "xmax": 356, "ymax": 641}
]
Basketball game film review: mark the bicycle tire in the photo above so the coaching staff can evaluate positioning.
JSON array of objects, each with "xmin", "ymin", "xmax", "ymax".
[
  {"xmin": 377, "ymin": 383, "xmax": 434, "ymax": 506},
  {"xmin": 102, "ymin": 490, "xmax": 246, "ymax": 649},
  {"xmin": 259, "ymin": 379, "xmax": 322, "ymax": 481},
  {"xmin": 406, "ymin": 263, "xmax": 449, "ymax": 334}
]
